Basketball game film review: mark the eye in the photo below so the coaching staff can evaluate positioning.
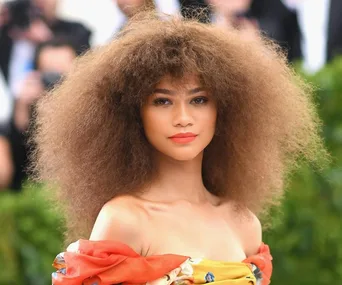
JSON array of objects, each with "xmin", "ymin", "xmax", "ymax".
[
  {"xmin": 191, "ymin": 96, "xmax": 208, "ymax": 105},
  {"xmin": 153, "ymin": 98, "xmax": 172, "ymax": 106}
]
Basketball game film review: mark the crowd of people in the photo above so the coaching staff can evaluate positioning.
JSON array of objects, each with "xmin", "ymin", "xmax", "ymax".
[
  {"xmin": 0, "ymin": 0, "xmax": 341, "ymax": 192},
  {"xmin": 0, "ymin": 0, "xmax": 90, "ymax": 191}
]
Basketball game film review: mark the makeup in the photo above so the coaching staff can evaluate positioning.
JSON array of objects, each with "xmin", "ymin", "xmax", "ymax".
[{"xmin": 169, "ymin": 132, "xmax": 197, "ymax": 144}]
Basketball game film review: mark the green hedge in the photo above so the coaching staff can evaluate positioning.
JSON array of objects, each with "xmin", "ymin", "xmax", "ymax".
[
  {"xmin": 264, "ymin": 58, "xmax": 342, "ymax": 285},
  {"xmin": 2, "ymin": 58, "xmax": 342, "ymax": 285},
  {"xmin": 0, "ymin": 185, "xmax": 64, "ymax": 285}
]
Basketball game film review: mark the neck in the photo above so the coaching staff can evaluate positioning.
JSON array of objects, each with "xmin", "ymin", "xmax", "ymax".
[{"xmin": 143, "ymin": 152, "xmax": 214, "ymax": 204}]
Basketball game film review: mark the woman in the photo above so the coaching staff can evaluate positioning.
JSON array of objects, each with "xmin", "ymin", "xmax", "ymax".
[{"xmin": 32, "ymin": 11, "xmax": 325, "ymax": 285}]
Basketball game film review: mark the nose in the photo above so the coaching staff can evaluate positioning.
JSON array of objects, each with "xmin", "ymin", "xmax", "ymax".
[{"xmin": 172, "ymin": 102, "xmax": 194, "ymax": 127}]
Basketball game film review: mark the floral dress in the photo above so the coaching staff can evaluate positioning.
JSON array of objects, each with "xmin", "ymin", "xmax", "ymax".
[{"xmin": 52, "ymin": 240, "xmax": 272, "ymax": 285}]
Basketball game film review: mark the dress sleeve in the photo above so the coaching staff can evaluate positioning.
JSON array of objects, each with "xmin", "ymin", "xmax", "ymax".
[
  {"xmin": 52, "ymin": 239, "xmax": 189, "ymax": 285},
  {"xmin": 243, "ymin": 243, "xmax": 273, "ymax": 285}
]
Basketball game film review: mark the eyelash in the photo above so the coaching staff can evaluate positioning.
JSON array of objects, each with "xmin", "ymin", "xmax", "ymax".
[{"xmin": 152, "ymin": 96, "xmax": 209, "ymax": 106}]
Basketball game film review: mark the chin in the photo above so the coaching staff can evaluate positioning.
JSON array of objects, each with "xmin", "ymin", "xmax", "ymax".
[{"xmin": 166, "ymin": 150, "xmax": 202, "ymax": 162}]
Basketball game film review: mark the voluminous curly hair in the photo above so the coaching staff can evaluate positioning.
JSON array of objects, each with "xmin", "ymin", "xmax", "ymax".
[{"xmin": 31, "ymin": 12, "xmax": 326, "ymax": 241}]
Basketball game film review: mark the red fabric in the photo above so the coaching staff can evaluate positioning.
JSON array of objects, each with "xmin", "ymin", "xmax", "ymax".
[
  {"xmin": 53, "ymin": 240, "xmax": 188, "ymax": 285},
  {"xmin": 52, "ymin": 240, "xmax": 273, "ymax": 285},
  {"xmin": 243, "ymin": 243, "xmax": 273, "ymax": 285}
]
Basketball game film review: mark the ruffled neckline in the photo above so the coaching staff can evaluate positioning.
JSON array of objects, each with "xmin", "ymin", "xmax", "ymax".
[{"xmin": 52, "ymin": 239, "xmax": 273, "ymax": 285}]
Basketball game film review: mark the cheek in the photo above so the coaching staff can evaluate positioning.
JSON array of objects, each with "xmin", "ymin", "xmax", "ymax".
[
  {"xmin": 141, "ymin": 109, "xmax": 164, "ymax": 138},
  {"xmin": 203, "ymin": 106, "xmax": 217, "ymax": 130}
]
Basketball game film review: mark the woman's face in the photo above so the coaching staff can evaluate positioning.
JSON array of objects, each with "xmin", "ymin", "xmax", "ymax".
[{"xmin": 141, "ymin": 74, "xmax": 217, "ymax": 161}]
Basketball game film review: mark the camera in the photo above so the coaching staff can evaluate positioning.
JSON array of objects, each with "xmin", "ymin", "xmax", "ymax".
[{"xmin": 40, "ymin": 72, "xmax": 62, "ymax": 90}]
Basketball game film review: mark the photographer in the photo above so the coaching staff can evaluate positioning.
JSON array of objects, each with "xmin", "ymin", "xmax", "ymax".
[
  {"xmin": 31, "ymin": 0, "xmax": 91, "ymax": 55},
  {"xmin": 5, "ymin": 38, "xmax": 77, "ymax": 191},
  {"xmin": 207, "ymin": 0, "xmax": 301, "ymax": 62},
  {"xmin": 0, "ymin": 0, "xmax": 91, "ymax": 97},
  {"xmin": 14, "ymin": 38, "xmax": 76, "ymax": 131},
  {"xmin": 0, "ymin": 0, "xmax": 52, "ymax": 96},
  {"xmin": 208, "ymin": 0, "xmax": 259, "ymax": 41}
]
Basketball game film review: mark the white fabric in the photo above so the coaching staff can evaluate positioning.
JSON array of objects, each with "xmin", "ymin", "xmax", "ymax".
[
  {"xmin": 282, "ymin": 0, "xmax": 331, "ymax": 73},
  {"xmin": 8, "ymin": 39, "xmax": 35, "ymax": 97},
  {"xmin": 155, "ymin": 0, "xmax": 180, "ymax": 15},
  {"xmin": 0, "ymin": 70, "xmax": 13, "ymax": 124}
]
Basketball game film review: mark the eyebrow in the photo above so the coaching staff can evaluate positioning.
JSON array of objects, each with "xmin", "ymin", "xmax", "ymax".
[{"xmin": 153, "ymin": 87, "xmax": 206, "ymax": 95}]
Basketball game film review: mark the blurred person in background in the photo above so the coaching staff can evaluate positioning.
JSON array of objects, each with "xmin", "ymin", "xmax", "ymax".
[
  {"xmin": 207, "ymin": 0, "xmax": 259, "ymax": 42},
  {"xmin": 0, "ymin": 0, "xmax": 91, "ymax": 97},
  {"xmin": 116, "ymin": 0, "xmax": 155, "ymax": 18},
  {"xmin": 0, "ymin": 68, "xmax": 13, "ymax": 190},
  {"xmin": 207, "ymin": 0, "xmax": 301, "ymax": 62},
  {"xmin": 14, "ymin": 38, "xmax": 76, "ymax": 131},
  {"xmin": 116, "ymin": 0, "xmax": 210, "ymax": 17},
  {"xmin": 0, "ymin": 69, "xmax": 13, "ymax": 125},
  {"xmin": 113, "ymin": 0, "xmax": 210, "ymax": 34},
  {"xmin": 0, "ymin": 38, "xmax": 77, "ymax": 192},
  {"xmin": 31, "ymin": 0, "xmax": 91, "ymax": 55},
  {"xmin": 0, "ymin": 123, "xmax": 14, "ymax": 190},
  {"xmin": 283, "ymin": 0, "xmax": 342, "ymax": 73},
  {"xmin": 0, "ymin": 0, "xmax": 52, "ymax": 97},
  {"xmin": 207, "ymin": 0, "xmax": 255, "ymax": 28}
]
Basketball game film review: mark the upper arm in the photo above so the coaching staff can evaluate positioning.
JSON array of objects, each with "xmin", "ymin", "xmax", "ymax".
[
  {"xmin": 242, "ymin": 210, "xmax": 263, "ymax": 257},
  {"xmin": 89, "ymin": 199, "xmax": 144, "ymax": 254}
]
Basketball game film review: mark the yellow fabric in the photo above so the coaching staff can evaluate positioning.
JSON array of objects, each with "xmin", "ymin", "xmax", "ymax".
[
  {"xmin": 191, "ymin": 259, "xmax": 256, "ymax": 284},
  {"xmin": 147, "ymin": 258, "xmax": 257, "ymax": 285}
]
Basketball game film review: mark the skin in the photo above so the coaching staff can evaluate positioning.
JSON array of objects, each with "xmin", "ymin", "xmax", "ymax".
[
  {"xmin": 32, "ymin": 0, "xmax": 58, "ymax": 23},
  {"xmin": 37, "ymin": 46, "xmax": 76, "ymax": 73},
  {"xmin": 90, "ymin": 75, "xmax": 262, "ymax": 262},
  {"xmin": 116, "ymin": 0, "xmax": 145, "ymax": 17},
  {"xmin": 207, "ymin": 0, "xmax": 252, "ymax": 16},
  {"xmin": 208, "ymin": 0, "xmax": 259, "ymax": 41},
  {"xmin": 0, "ymin": 137, "xmax": 14, "ymax": 190}
]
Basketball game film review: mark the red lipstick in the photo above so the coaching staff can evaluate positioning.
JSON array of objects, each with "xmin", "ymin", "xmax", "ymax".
[{"xmin": 169, "ymin": 132, "xmax": 197, "ymax": 143}]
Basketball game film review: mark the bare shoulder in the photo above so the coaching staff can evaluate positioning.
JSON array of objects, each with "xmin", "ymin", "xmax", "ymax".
[
  {"xmin": 90, "ymin": 195, "xmax": 148, "ymax": 254},
  {"xmin": 226, "ymin": 202, "xmax": 262, "ymax": 257},
  {"xmin": 240, "ymin": 209, "xmax": 262, "ymax": 257}
]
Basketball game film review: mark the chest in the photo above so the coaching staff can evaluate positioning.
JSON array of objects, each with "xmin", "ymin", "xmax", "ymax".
[{"xmin": 145, "ymin": 204, "xmax": 247, "ymax": 262}]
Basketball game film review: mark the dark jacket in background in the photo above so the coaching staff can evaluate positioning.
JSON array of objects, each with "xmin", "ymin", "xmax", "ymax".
[
  {"xmin": 179, "ymin": 0, "xmax": 302, "ymax": 61},
  {"xmin": 0, "ymin": 117, "xmax": 26, "ymax": 192},
  {"xmin": 0, "ymin": 18, "xmax": 91, "ymax": 83},
  {"xmin": 327, "ymin": 0, "xmax": 342, "ymax": 61},
  {"xmin": 248, "ymin": 0, "xmax": 302, "ymax": 61},
  {"xmin": 250, "ymin": 0, "xmax": 342, "ymax": 63},
  {"xmin": 49, "ymin": 19, "xmax": 91, "ymax": 55}
]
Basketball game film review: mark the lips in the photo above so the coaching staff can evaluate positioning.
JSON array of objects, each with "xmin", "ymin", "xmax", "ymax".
[
  {"xmin": 169, "ymin": 132, "xmax": 197, "ymax": 143},
  {"xmin": 170, "ymin": 132, "xmax": 197, "ymax": 138}
]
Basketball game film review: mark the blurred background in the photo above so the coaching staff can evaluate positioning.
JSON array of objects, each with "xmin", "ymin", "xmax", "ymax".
[{"xmin": 1, "ymin": 0, "xmax": 342, "ymax": 284}]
